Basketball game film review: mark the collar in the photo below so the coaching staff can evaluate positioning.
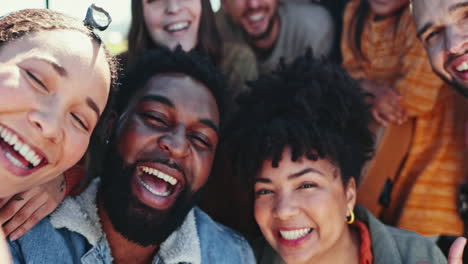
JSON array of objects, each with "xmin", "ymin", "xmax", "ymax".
[{"xmin": 50, "ymin": 178, "xmax": 202, "ymax": 264}]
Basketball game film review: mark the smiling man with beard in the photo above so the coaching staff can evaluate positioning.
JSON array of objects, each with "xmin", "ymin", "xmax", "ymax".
[
  {"xmin": 217, "ymin": 0, "xmax": 334, "ymax": 74},
  {"xmin": 8, "ymin": 48, "xmax": 255, "ymax": 264}
]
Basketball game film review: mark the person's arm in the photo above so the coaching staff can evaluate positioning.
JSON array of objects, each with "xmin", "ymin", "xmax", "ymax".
[
  {"xmin": 392, "ymin": 12, "xmax": 445, "ymax": 118},
  {"xmin": 0, "ymin": 166, "xmax": 86, "ymax": 240},
  {"xmin": 0, "ymin": 228, "xmax": 12, "ymax": 264}
]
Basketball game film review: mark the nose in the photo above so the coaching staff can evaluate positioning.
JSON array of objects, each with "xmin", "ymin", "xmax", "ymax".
[
  {"xmin": 28, "ymin": 107, "xmax": 64, "ymax": 144},
  {"xmin": 247, "ymin": 0, "xmax": 261, "ymax": 8},
  {"xmin": 158, "ymin": 124, "xmax": 189, "ymax": 158},
  {"xmin": 272, "ymin": 194, "xmax": 299, "ymax": 221},
  {"xmin": 166, "ymin": 0, "xmax": 182, "ymax": 14},
  {"xmin": 445, "ymin": 26, "xmax": 467, "ymax": 55}
]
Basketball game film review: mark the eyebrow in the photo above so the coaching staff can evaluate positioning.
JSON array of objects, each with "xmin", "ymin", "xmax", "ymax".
[
  {"xmin": 288, "ymin": 168, "xmax": 324, "ymax": 180},
  {"xmin": 417, "ymin": 1, "xmax": 468, "ymax": 39},
  {"xmin": 33, "ymin": 57, "xmax": 68, "ymax": 77},
  {"xmin": 199, "ymin": 119, "xmax": 219, "ymax": 134},
  {"xmin": 86, "ymin": 97, "xmax": 101, "ymax": 120},
  {"xmin": 140, "ymin": 94, "xmax": 175, "ymax": 108},
  {"xmin": 254, "ymin": 167, "xmax": 324, "ymax": 183},
  {"xmin": 417, "ymin": 21, "xmax": 434, "ymax": 39},
  {"xmin": 449, "ymin": 1, "xmax": 468, "ymax": 12}
]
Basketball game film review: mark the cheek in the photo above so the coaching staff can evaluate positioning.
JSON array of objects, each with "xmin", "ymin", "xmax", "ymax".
[
  {"xmin": 190, "ymin": 151, "xmax": 214, "ymax": 190},
  {"xmin": 254, "ymin": 199, "xmax": 273, "ymax": 232},
  {"xmin": 60, "ymin": 133, "xmax": 90, "ymax": 170},
  {"xmin": 143, "ymin": 5, "xmax": 164, "ymax": 31}
]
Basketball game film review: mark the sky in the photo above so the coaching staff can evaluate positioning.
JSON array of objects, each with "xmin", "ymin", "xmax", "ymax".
[{"xmin": 1, "ymin": 0, "xmax": 221, "ymax": 22}]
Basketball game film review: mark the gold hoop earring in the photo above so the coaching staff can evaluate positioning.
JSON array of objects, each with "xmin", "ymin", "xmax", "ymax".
[{"xmin": 346, "ymin": 208, "xmax": 355, "ymax": 224}]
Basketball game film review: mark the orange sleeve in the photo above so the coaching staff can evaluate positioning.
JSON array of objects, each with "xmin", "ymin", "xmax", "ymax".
[
  {"xmin": 393, "ymin": 11, "xmax": 444, "ymax": 117},
  {"xmin": 63, "ymin": 165, "xmax": 86, "ymax": 196},
  {"xmin": 341, "ymin": 0, "xmax": 366, "ymax": 80}
]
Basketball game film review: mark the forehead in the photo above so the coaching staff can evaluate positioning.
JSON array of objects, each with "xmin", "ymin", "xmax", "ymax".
[
  {"xmin": 135, "ymin": 73, "xmax": 219, "ymax": 124},
  {"xmin": 257, "ymin": 151, "xmax": 338, "ymax": 181},
  {"xmin": 413, "ymin": 0, "xmax": 466, "ymax": 26},
  {"xmin": 0, "ymin": 29, "xmax": 111, "ymax": 110}
]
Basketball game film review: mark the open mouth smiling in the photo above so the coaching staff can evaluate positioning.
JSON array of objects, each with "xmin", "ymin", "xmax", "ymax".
[
  {"xmin": 0, "ymin": 124, "xmax": 48, "ymax": 176},
  {"xmin": 164, "ymin": 21, "xmax": 191, "ymax": 34},
  {"xmin": 276, "ymin": 227, "xmax": 314, "ymax": 247},
  {"xmin": 133, "ymin": 161, "xmax": 186, "ymax": 210}
]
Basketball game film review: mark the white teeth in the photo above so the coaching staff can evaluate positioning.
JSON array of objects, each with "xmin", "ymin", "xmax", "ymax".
[
  {"xmin": 457, "ymin": 62, "xmax": 468, "ymax": 72},
  {"xmin": 0, "ymin": 124, "xmax": 43, "ymax": 168},
  {"xmin": 139, "ymin": 178, "xmax": 171, "ymax": 197},
  {"xmin": 279, "ymin": 228, "xmax": 312, "ymax": 240},
  {"xmin": 5, "ymin": 152, "xmax": 28, "ymax": 169},
  {"xmin": 140, "ymin": 166, "xmax": 178, "ymax": 186},
  {"xmin": 249, "ymin": 13, "xmax": 264, "ymax": 22},
  {"xmin": 167, "ymin": 22, "xmax": 189, "ymax": 32}
]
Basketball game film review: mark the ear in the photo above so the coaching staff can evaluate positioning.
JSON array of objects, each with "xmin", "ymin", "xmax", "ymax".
[{"xmin": 345, "ymin": 177, "xmax": 357, "ymax": 211}]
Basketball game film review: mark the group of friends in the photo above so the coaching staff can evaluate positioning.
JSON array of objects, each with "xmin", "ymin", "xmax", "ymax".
[{"xmin": 1, "ymin": 0, "xmax": 468, "ymax": 263}]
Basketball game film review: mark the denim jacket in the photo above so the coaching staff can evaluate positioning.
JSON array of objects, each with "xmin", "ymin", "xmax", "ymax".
[{"xmin": 9, "ymin": 179, "xmax": 256, "ymax": 264}]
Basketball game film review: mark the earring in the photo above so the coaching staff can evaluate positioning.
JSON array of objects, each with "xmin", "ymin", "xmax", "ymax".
[{"xmin": 346, "ymin": 208, "xmax": 355, "ymax": 224}]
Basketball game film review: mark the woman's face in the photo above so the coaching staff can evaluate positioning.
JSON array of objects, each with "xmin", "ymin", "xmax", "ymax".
[
  {"xmin": 142, "ymin": 0, "xmax": 201, "ymax": 51},
  {"xmin": 254, "ymin": 149, "xmax": 356, "ymax": 264},
  {"xmin": 367, "ymin": 0, "xmax": 408, "ymax": 17},
  {"xmin": 0, "ymin": 29, "xmax": 111, "ymax": 197}
]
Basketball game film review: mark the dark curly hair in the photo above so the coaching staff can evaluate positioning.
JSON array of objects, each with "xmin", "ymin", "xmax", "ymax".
[
  {"xmin": 224, "ymin": 51, "xmax": 374, "ymax": 186},
  {"xmin": 115, "ymin": 46, "xmax": 226, "ymax": 121}
]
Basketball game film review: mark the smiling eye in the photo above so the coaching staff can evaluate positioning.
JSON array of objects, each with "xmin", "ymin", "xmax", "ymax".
[
  {"xmin": 190, "ymin": 133, "xmax": 212, "ymax": 149},
  {"xmin": 25, "ymin": 70, "xmax": 48, "ymax": 91},
  {"xmin": 299, "ymin": 183, "xmax": 317, "ymax": 189},
  {"xmin": 140, "ymin": 112, "xmax": 168, "ymax": 127},
  {"xmin": 256, "ymin": 189, "xmax": 273, "ymax": 196},
  {"xmin": 71, "ymin": 113, "xmax": 89, "ymax": 131},
  {"xmin": 425, "ymin": 30, "xmax": 441, "ymax": 45}
]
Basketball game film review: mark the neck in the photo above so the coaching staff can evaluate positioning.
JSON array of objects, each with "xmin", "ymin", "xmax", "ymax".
[
  {"xmin": 312, "ymin": 225, "xmax": 360, "ymax": 264},
  {"xmin": 98, "ymin": 198, "xmax": 158, "ymax": 264},
  {"xmin": 248, "ymin": 16, "xmax": 280, "ymax": 57}
]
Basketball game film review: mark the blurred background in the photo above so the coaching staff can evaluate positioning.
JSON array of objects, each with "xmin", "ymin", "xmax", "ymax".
[{"xmin": 1, "ymin": 0, "xmax": 222, "ymax": 55}]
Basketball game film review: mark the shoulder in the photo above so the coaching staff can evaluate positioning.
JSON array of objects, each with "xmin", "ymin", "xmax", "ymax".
[
  {"xmin": 9, "ymin": 217, "xmax": 88, "ymax": 263},
  {"xmin": 282, "ymin": 2, "xmax": 333, "ymax": 27},
  {"xmin": 384, "ymin": 226, "xmax": 447, "ymax": 263},
  {"xmin": 356, "ymin": 207, "xmax": 446, "ymax": 264},
  {"xmin": 194, "ymin": 207, "xmax": 256, "ymax": 264}
]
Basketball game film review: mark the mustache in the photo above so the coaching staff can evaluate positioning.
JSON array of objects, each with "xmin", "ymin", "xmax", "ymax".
[
  {"xmin": 242, "ymin": 7, "xmax": 269, "ymax": 18},
  {"xmin": 445, "ymin": 50, "xmax": 468, "ymax": 69}
]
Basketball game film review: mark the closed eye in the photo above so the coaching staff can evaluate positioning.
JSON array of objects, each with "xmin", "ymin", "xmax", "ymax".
[
  {"xmin": 25, "ymin": 70, "xmax": 48, "ymax": 91},
  {"xmin": 71, "ymin": 113, "xmax": 89, "ymax": 131},
  {"xmin": 190, "ymin": 133, "xmax": 212, "ymax": 149},
  {"xmin": 140, "ymin": 112, "xmax": 168, "ymax": 127}
]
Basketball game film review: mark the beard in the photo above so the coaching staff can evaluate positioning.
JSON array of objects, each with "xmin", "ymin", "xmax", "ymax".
[
  {"xmin": 434, "ymin": 70, "xmax": 468, "ymax": 98},
  {"xmin": 99, "ymin": 145, "xmax": 202, "ymax": 247},
  {"xmin": 243, "ymin": 10, "xmax": 279, "ymax": 43}
]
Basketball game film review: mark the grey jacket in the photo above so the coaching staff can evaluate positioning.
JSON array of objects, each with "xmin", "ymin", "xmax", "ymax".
[{"xmin": 255, "ymin": 206, "xmax": 447, "ymax": 264}]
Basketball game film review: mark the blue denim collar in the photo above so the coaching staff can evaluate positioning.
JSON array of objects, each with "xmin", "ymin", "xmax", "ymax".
[{"xmin": 50, "ymin": 178, "xmax": 202, "ymax": 264}]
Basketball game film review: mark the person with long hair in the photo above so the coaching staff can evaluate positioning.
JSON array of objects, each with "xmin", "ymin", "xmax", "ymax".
[
  {"xmin": 0, "ymin": 7, "xmax": 117, "ymax": 261},
  {"xmin": 122, "ymin": 0, "xmax": 258, "ymax": 113},
  {"xmin": 341, "ymin": 0, "xmax": 468, "ymax": 236}
]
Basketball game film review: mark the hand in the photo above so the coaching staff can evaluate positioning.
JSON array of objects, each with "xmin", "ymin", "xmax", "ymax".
[
  {"xmin": 448, "ymin": 237, "xmax": 466, "ymax": 264},
  {"xmin": 0, "ymin": 175, "xmax": 66, "ymax": 241},
  {"xmin": 0, "ymin": 228, "xmax": 12, "ymax": 264},
  {"xmin": 361, "ymin": 80, "xmax": 407, "ymax": 127}
]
